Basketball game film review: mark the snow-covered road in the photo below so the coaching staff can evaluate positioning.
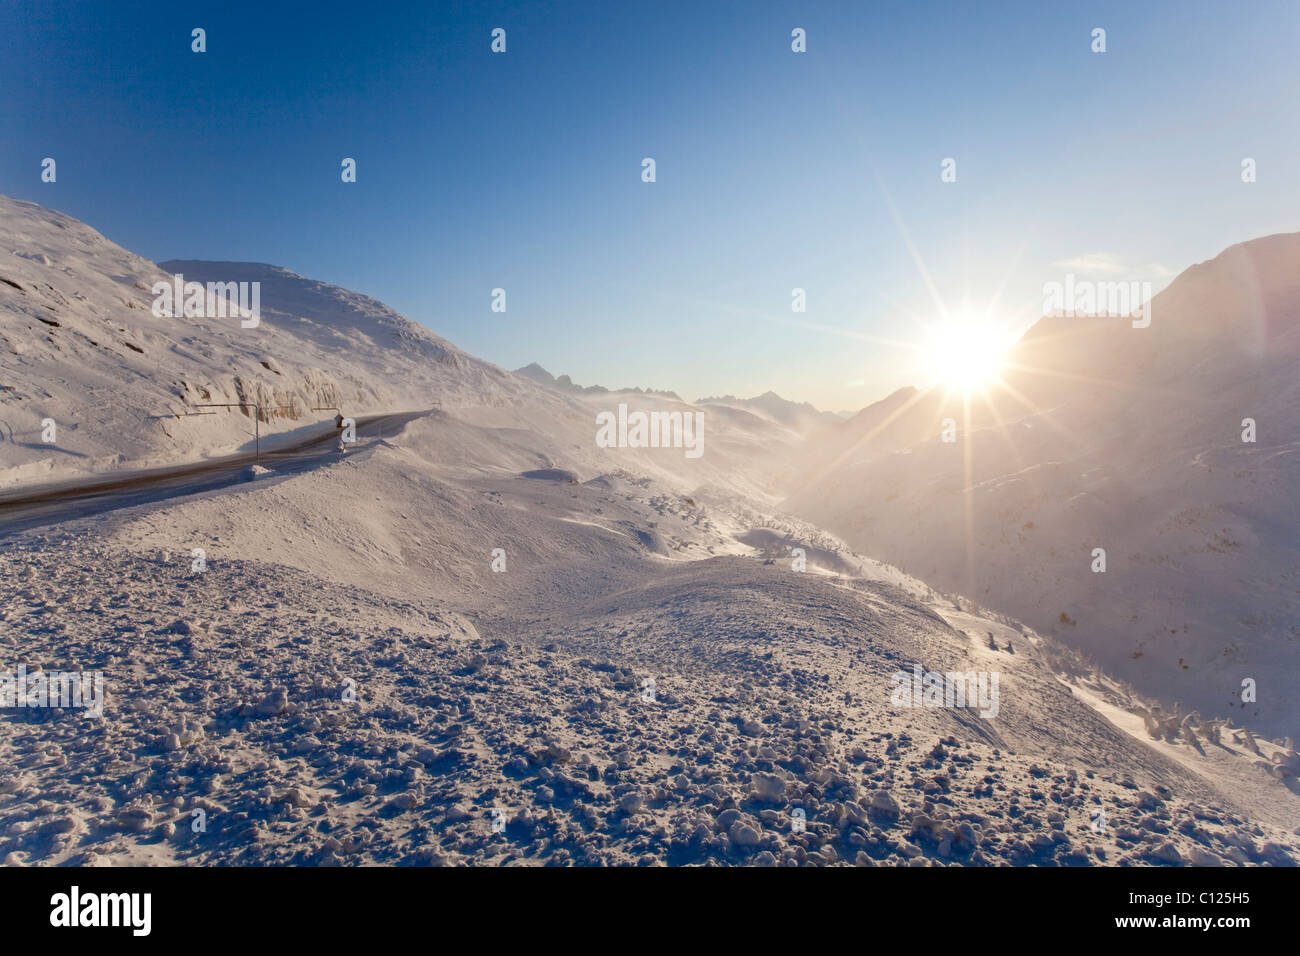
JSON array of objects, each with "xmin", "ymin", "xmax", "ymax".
[{"xmin": 0, "ymin": 410, "xmax": 430, "ymax": 537}]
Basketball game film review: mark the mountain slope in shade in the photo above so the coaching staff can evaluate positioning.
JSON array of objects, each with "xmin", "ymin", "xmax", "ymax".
[{"xmin": 786, "ymin": 233, "xmax": 1300, "ymax": 738}]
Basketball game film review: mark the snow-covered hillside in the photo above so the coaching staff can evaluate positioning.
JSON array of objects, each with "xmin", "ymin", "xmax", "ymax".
[
  {"xmin": 1, "ymin": 198, "xmax": 1295, "ymax": 867},
  {"xmin": 0, "ymin": 196, "xmax": 555, "ymax": 486},
  {"xmin": 5, "ymin": 439, "xmax": 1297, "ymax": 866},
  {"xmin": 0, "ymin": 197, "xmax": 799, "ymax": 499}
]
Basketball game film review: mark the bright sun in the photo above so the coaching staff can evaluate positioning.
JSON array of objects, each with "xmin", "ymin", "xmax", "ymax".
[{"xmin": 925, "ymin": 314, "xmax": 1011, "ymax": 393}]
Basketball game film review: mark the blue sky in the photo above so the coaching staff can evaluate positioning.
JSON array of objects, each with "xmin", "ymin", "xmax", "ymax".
[{"xmin": 3, "ymin": 0, "xmax": 1298, "ymax": 409}]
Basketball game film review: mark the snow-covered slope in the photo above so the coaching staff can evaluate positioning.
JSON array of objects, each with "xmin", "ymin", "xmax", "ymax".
[
  {"xmin": 4, "ymin": 413, "xmax": 1296, "ymax": 866},
  {"xmin": 0, "ymin": 196, "xmax": 555, "ymax": 486},
  {"xmin": 5, "ymin": 411, "xmax": 1297, "ymax": 867},
  {"xmin": 786, "ymin": 233, "xmax": 1300, "ymax": 739},
  {"xmin": 2, "ymin": 198, "xmax": 1295, "ymax": 867},
  {"xmin": 0, "ymin": 197, "xmax": 799, "ymax": 499}
]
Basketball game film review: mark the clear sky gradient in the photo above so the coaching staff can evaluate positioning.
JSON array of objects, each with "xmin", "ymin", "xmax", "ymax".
[{"xmin": 3, "ymin": 0, "xmax": 1298, "ymax": 409}]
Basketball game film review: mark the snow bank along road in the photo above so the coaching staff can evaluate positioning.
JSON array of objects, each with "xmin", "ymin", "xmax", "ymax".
[{"xmin": 0, "ymin": 410, "xmax": 430, "ymax": 537}]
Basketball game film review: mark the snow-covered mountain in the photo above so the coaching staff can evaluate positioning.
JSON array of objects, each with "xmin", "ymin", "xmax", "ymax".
[
  {"xmin": 697, "ymin": 391, "xmax": 840, "ymax": 436},
  {"xmin": 786, "ymin": 233, "xmax": 1300, "ymax": 738},
  {"xmin": 511, "ymin": 362, "xmax": 682, "ymax": 400},
  {"xmin": 2, "ymin": 198, "xmax": 1296, "ymax": 868},
  {"xmin": 0, "ymin": 197, "xmax": 796, "ymax": 497},
  {"xmin": 0, "ymin": 196, "xmax": 555, "ymax": 486}
]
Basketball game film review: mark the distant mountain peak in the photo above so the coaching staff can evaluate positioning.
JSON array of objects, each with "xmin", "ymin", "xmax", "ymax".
[
  {"xmin": 513, "ymin": 362, "xmax": 557, "ymax": 386},
  {"xmin": 697, "ymin": 391, "xmax": 839, "ymax": 433},
  {"xmin": 511, "ymin": 363, "xmax": 680, "ymax": 401}
]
